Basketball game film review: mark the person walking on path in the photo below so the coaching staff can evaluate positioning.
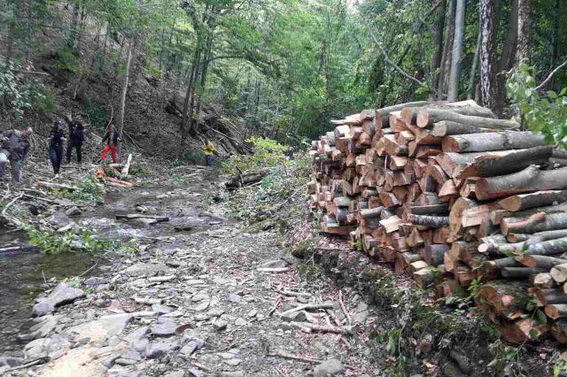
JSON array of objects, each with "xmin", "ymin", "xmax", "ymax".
[
  {"xmin": 0, "ymin": 128, "xmax": 32, "ymax": 184},
  {"xmin": 203, "ymin": 140, "xmax": 216, "ymax": 167},
  {"xmin": 66, "ymin": 120, "xmax": 85, "ymax": 164},
  {"xmin": 100, "ymin": 123, "xmax": 120, "ymax": 163},
  {"xmin": 48, "ymin": 121, "xmax": 66, "ymax": 178}
]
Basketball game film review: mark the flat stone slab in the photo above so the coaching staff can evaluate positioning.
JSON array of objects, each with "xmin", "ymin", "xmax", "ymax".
[
  {"xmin": 33, "ymin": 284, "xmax": 86, "ymax": 317},
  {"xmin": 65, "ymin": 313, "xmax": 133, "ymax": 342},
  {"xmin": 124, "ymin": 262, "xmax": 171, "ymax": 277}
]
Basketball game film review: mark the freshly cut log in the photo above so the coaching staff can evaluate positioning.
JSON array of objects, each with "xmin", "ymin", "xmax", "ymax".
[
  {"xmin": 475, "ymin": 166, "xmax": 567, "ymax": 201},
  {"xmin": 413, "ymin": 268, "xmax": 438, "ymax": 288},
  {"xmin": 523, "ymin": 237, "xmax": 567, "ymax": 258},
  {"xmin": 475, "ymin": 280, "xmax": 530, "ymax": 320},
  {"xmin": 500, "ymin": 212, "xmax": 547, "ymax": 236},
  {"xmin": 531, "ymin": 288, "xmax": 567, "ymax": 306},
  {"xmin": 456, "ymin": 146, "xmax": 553, "ymax": 179},
  {"xmin": 505, "ymin": 214, "xmax": 567, "ymax": 235},
  {"xmin": 407, "ymin": 214, "xmax": 449, "ymax": 227},
  {"xmin": 360, "ymin": 207, "xmax": 384, "ymax": 219},
  {"xmin": 431, "ymin": 121, "xmax": 494, "ymax": 137},
  {"xmin": 502, "ymin": 267, "xmax": 547, "ymax": 279},
  {"xmin": 417, "ymin": 109, "xmax": 518, "ymax": 130},
  {"xmin": 507, "ymin": 229, "xmax": 567, "ymax": 243},
  {"xmin": 422, "ymin": 245, "xmax": 449, "ymax": 266},
  {"xmin": 406, "ymin": 203, "xmax": 450, "ymax": 215},
  {"xmin": 495, "ymin": 318, "xmax": 549, "ymax": 344},
  {"xmin": 516, "ymin": 255, "xmax": 567, "ymax": 269},
  {"xmin": 551, "ymin": 263, "xmax": 567, "ymax": 283},
  {"xmin": 442, "ymin": 132, "xmax": 544, "ymax": 153},
  {"xmin": 545, "ymin": 304, "xmax": 567, "ymax": 320},
  {"xmin": 375, "ymin": 101, "xmax": 429, "ymax": 129},
  {"xmin": 499, "ymin": 190, "xmax": 567, "ymax": 212},
  {"xmin": 551, "ymin": 319, "xmax": 567, "ymax": 344},
  {"xmin": 380, "ymin": 216, "xmax": 402, "ymax": 233},
  {"xmin": 533, "ymin": 273, "xmax": 557, "ymax": 289}
]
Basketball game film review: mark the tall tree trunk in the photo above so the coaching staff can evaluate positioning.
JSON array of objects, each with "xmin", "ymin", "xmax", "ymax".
[
  {"xmin": 118, "ymin": 39, "xmax": 134, "ymax": 149},
  {"xmin": 468, "ymin": 22, "xmax": 482, "ymax": 99},
  {"xmin": 480, "ymin": 0, "xmax": 497, "ymax": 109},
  {"xmin": 494, "ymin": 0, "xmax": 519, "ymax": 110},
  {"xmin": 180, "ymin": 48, "xmax": 201, "ymax": 151},
  {"xmin": 68, "ymin": 1, "xmax": 81, "ymax": 49},
  {"xmin": 551, "ymin": 0, "xmax": 560, "ymax": 88},
  {"xmin": 438, "ymin": 0, "xmax": 456, "ymax": 98},
  {"xmin": 448, "ymin": 0, "xmax": 466, "ymax": 101},
  {"xmin": 516, "ymin": 0, "xmax": 531, "ymax": 63},
  {"xmin": 431, "ymin": 0, "xmax": 447, "ymax": 94}
]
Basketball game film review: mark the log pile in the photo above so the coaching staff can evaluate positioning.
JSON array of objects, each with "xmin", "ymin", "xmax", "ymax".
[{"xmin": 308, "ymin": 100, "xmax": 567, "ymax": 344}]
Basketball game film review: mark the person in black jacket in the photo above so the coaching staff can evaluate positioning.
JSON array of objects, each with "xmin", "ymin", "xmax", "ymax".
[
  {"xmin": 0, "ymin": 128, "xmax": 32, "ymax": 183},
  {"xmin": 66, "ymin": 121, "xmax": 84, "ymax": 164},
  {"xmin": 49, "ymin": 121, "xmax": 66, "ymax": 178}
]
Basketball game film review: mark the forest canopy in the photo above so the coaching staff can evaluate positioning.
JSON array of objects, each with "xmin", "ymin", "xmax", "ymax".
[{"xmin": 0, "ymin": 0, "xmax": 566, "ymax": 145}]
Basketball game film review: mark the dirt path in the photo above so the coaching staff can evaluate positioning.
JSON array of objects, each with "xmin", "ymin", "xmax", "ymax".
[{"xmin": 1, "ymin": 168, "xmax": 381, "ymax": 377}]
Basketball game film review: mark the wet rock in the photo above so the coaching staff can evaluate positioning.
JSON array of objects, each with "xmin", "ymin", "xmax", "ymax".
[
  {"xmin": 47, "ymin": 211, "xmax": 72, "ymax": 228},
  {"xmin": 26, "ymin": 315, "xmax": 58, "ymax": 339},
  {"xmin": 33, "ymin": 283, "xmax": 86, "ymax": 316},
  {"xmin": 65, "ymin": 206, "xmax": 82, "ymax": 217},
  {"xmin": 84, "ymin": 277, "xmax": 108, "ymax": 287},
  {"xmin": 313, "ymin": 359, "xmax": 345, "ymax": 377},
  {"xmin": 0, "ymin": 357, "xmax": 23, "ymax": 367},
  {"xmin": 124, "ymin": 262, "xmax": 171, "ymax": 277},
  {"xmin": 152, "ymin": 317, "xmax": 177, "ymax": 336},
  {"xmin": 145, "ymin": 342, "xmax": 179, "ymax": 359}
]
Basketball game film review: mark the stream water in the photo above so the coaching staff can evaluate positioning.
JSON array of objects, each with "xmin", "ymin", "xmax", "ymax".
[{"xmin": 0, "ymin": 181, "xmax": 221, "ymax": 356}]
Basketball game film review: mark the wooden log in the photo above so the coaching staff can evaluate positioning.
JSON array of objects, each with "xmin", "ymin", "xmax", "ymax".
[
  {"xmin": 531, "ymin": 288, "xmax": 567, "ymax": 306},
  {"xmin": 495, "ymin": 318, "xmax": 549, "ymax": 344},
  {"xmin": 523, "ymin": 237, "xmax": 567, "ymax": 257},
  {"xmin": 500, "ymin": 212, "xmax": 547, "ymax": 236},
  {"xmin": 422, "ymin": 245, "xmax": 449, "ymax": 266},
  {"xmin": 551, "ymin": 263, "xmax": 567, "ymax": 283},
  {"xmin": 545, "ymin": 304, "xmax": 567, "ymax": 320},
  {"xmin": 499, "ymin": 190, "xmax": 567, "ymax": 212},
  {"xmin": 475, "ymin": 165, "xmax": 567, "ymax": 201},
  {"xmin": 505, "ymin": 213, "xmax": 567, "ymax": 235},
  {"xmin": 456, "ymin": 146, "xmax": 553, "ymax": 179},
  {"xmin": 501, "ymin": 267, "xmax": 547, "ymax": 279},
  {"xmin": 376, "ymin": 101, "xmax": 429, "ymax": 129},
  {"xmin": 431, "ymin": 120, "xmax": 494, "ymax": 137},
  {"xmin": 360, "ymin": 207, "xmax": 384, "ymax": 219},
  {"xmin": 507, "ymin": 229, "xmax": 567, "ymax": 243},
  {"xmin": 413, "ymin": 267, "xmax": 439, "ymax": 288},
  {"xmin": 417, "ymin": 109, "xmax": 518, "ymax": 130},
  {"xmin": 442, "ymin": 132, "xmax": 544, "ymax": 153},
  {"xmin": 407, "ymin": 214, "xmax": 449, "ymax": 227},
  {"xmin": 533, "ymin": 273, "xmax": 557, "ymax": 289},
  {"xmin": 551, "ymin": 319, "xmax": 567, "ymax": 344}
]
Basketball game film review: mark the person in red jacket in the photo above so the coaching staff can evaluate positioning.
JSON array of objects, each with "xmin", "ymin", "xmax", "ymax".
[{"xmin": 100, "ymin": 123, "xmax": 120, "ymax": 163}]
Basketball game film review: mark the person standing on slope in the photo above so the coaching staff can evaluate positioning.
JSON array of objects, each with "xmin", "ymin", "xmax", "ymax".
[
  {"xmin": 0, "ymin": 127, "xmax": 32, "ymax": 184},
  {"xmin": 66, "ymin": 120, "xmax": 85, "ymax": 164},
  {"xmin": 100, "ymin": 122, "xmax": 120, "ymax": 163},
  {"xmin": 48, "ymin": 121, "xmax": 66, "ymax": 178},
  {"xmin": 203, "ymin": 140, "xmax": 216, "ymax": 167}
]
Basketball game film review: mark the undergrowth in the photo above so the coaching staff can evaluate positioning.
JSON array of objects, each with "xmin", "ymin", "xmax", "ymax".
[{"xmin": 24, "ymin": 225, "xmax": 138, "ymax": 255}]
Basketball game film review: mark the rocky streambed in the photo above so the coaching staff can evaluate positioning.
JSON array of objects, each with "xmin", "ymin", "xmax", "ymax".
[{"xmin": 0, "ymin": 169, "xmax": 381, "ymax": 377}]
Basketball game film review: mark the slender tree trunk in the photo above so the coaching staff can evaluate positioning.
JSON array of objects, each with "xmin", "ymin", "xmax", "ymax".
[
  {"xmin": 431, "ymin": 0, "xmax": 447, "ymax": 92},
  {"xmin": 438, "ymin": 0, "xmax": 456, "ymax": 98},
  {"xmin": 448, "ymin": 0, "xmax": 466, "ymax": 101},
  {"xmin": 467, "ymin": 24, "xmax": 482, "ymax": 99},
  {"xmin": 551, "ymin": 0, "xmax": 560, "ymax": 88},
  {"xmin": 180, "ymin": 48, "xmax": 201, "ymax": 151},
  {"xmin": 516, "ymin": 0, "xmax": 531, "ymax": 63},
  {"xmin": 68, "ymin": 1, "xmax": 81, "ymax": 49},
  {"xmin": 480, "ymin": 0, "xmax": 497, "ymax": 108},
  {"xmin": 493, "ymin": 0, "xmax": 519, "ymax": 110},
  {"xmin": 118, "ymin": 39, "xmax": 134, "ymax": 151}
]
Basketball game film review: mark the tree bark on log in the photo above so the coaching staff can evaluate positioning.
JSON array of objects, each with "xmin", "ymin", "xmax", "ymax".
[
  {"xmin": 407, "ymin": 214, "xmax": 450, "ymax": 227},
  {"xmin": 431, "ymin": 121, "xmax": 493, "ymax": 137},
  {"xmin": 456, "ymin": 146, "xmax": 553, "ymax": 178},
  {"xmin": 475, "ymin": 166, "xmax": 567, "ymax": 201},
  {"xmin": 517, "ymin": 255, "xmax": 567, "ymax": 269},
  {"xmin": 524, "ymin": 236, "xmax": 567, "ymax": 257},
  {"xmin": 442, "ymin": 132, "xmax": 544, "ymax": 153},
  {"xmin": 499, "ymin": 190, "xmax": 567, "ymax": 212},
  {"xmin": 417, "ymin": 109, "xmax": 518, "ymax": 130},
  {"xmin": 508, "ymin": 229, "xmax": 567, "ymax": 243},
  {"xmin": 375, "ymin": 101, "xmax": 430, "ymax": 129},
  {"xmin": 502, "ymin": 267, "xmax": 547, "ymax": 279},
  {"xmin": 545, "ymin": 304, "xmax": 567, "ymax": 320}
]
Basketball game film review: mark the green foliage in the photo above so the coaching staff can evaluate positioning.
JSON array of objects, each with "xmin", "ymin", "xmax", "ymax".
[
  {"xmin": 222, "ymin": 137, "xmax": 289, "ymax": 174},
  {"xmin": 488, "ymin": 341, "xmax": 519, "ymax": 372},
  {"xmin": 83, "ymin": 95, "xmax": 108, "ymax": 131},
  {"xmin": 553, "ymin": 358, "xmax": 567, "ymax": 377},
  {"xmin": 72, "ymin": 175, "xmax": 105, "ymax": 203},
  {"xmin": 0, "ymin": 60, "xmax": 47, "ymax": 118},
  {"xmin": 24, "ymin": 225, "xmax": 135, "ymax": 255},
  {"xmin": 33, "ymin": 87, "xmax": 58, "ymax": 114},
  {"xmin": 507, "ymin": 63, "xmax": 567, "ymax": 148}
]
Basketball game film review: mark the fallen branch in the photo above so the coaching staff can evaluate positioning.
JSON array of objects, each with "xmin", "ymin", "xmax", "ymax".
[
  {"xmin": 257, "ymin": 267, "xmax": 290, "ymax": 273},
  {"xmin": 338, "ymin": 290, "xmax": 352, "ymax": 326},
  {"xmin": 288, "ymin": 321, "xmax": 353, "ymax": 335},
  {"xmin": 268, "ymin": 297, "xmax": 282, "ymax": 317},
  {"xmin": 536, "ymin": 60, "xmax": 567, "ymax": 91},
  {"xmin": 1, "ymin": 193, "xmax": 23, "ymax": 215},
  {"xmin": 269, "ymin": 350, "xmax": 324, "ymax": 363},
  {"xmin": 278, "ymin": 302, "xmax": 336, "ymax": 317}
]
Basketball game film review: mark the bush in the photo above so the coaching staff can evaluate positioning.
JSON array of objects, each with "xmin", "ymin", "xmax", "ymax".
[
  {"xmin": 33, "ymin": 87, "xmax": 58, "ymax": 114},
  {"xmin": 222, "ymin": 137, "xmax": 290, "ymax": 174}
]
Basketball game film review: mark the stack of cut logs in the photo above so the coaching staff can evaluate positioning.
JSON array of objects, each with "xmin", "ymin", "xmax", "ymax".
[{"xmin": 308, "ymin": 100, "xmax": 567, "ymax": 344}]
